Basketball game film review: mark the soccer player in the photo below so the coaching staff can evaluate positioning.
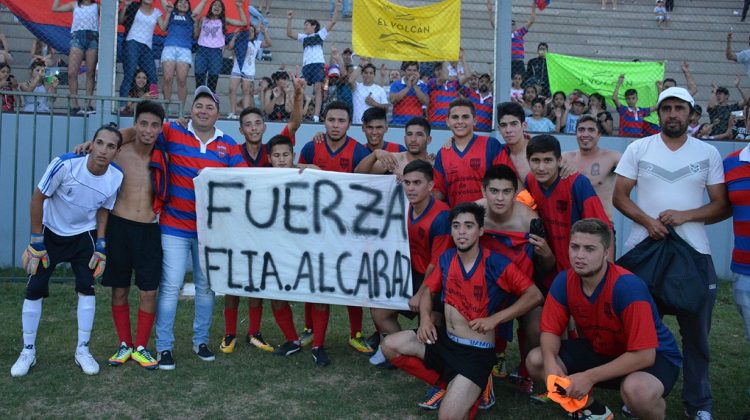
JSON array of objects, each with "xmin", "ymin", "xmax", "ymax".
[
  {"xmin": 526, "ymin": 219, "xmax": 682, "ymax": 420},
  {"xmin": 433, "ymin": 98, "xmax": 513, "ymax": 206},
  {"xmin": 368, "ymin": 159, "xmax": 451, "ymax": 368},
  {"xmin": 389, "ymin": 61, "xmax": 429, "ymax": 126},
  {"xmin": 104, "ymin": 101, "xmax": 165, "ymax": 370},
  {"xmin": 381, "ymin": 202, "xmax": 543, "ymax": 419},
  {"xmin": 355, "ymin": 116, "xmax": 433, "ymax": 177},
  {"xmin": 361, "ymin": 107, "xmax": 406, "ymax": 154},
  {"xmin": 11, "ymin": 124, "xmax": 124, "ymax": 377},
  {"xmin": 496, "ymin": 101, "xmax": 532, "ymax": 181},
  {"xmin": 298, "ymin": 100, "xmax": 373, "ymax": 365},
  {"xmin": 525, "ymin": 134, "xmax": 611, "ymax": 283},
  {"xmin": 561, "ymin": 115, "xmax": 622, "ymax": 221}
]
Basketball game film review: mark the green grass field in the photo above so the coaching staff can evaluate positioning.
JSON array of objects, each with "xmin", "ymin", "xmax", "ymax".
[{"xmin": 0, "ymin": 279, "xmax": 748, "ymax": 419}]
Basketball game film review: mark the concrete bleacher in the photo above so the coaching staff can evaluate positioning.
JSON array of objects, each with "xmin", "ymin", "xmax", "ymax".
[{"xmin": 0, "ymin": 0, "xmax": 747, "ymax": 117}]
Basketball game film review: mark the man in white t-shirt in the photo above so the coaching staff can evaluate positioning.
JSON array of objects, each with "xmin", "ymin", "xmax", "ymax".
[
  {"xmin": 10, "ymin": 124, "xmax": 124, "ymax": 378},
  {"xmin": 726, "ymin": 31, "xmax": 750, "ymax": 78},
  {"xmin": 348, "ymin": 57, "xmax": 389, "ymax": 125},
  {"xmin": 613, "ymin": 87, "xmax": 729, "ymax": 420}
]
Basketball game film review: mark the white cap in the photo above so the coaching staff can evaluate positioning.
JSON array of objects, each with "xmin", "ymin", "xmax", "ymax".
[
  {"xmin": 657, "ymin": 87, "xmax": 694, "ymax": 108},
  {"xmin": 193, "ymin": 85, "xmax": 220, "ymax": 108}
]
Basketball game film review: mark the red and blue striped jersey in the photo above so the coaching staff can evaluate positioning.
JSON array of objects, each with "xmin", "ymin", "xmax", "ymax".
[
  {"xmin": 461, "ymin": 87, "xmax": 494, "ymax": 132},
  {"xmin": 241, "ymin": 125, "xmax": 296, "ymax": 167},
  {"xmin": 366, "ymin": 140, "xmax": 406, "ymax": 154},
  {"xmin": 426, "ymin": 247, "xmax": 533, "ymax": 324},
  {"xmin": 480, "ymin": 230, "xmax": 534, "ymax": 279},
  {"xmin": 434, "ymin": 135, "xmax": 516, "ymax": 206},
  {"xmin": 409, "ymin": 197, "xmax": 452, "ymax": 275},
  {"xmin": 616, "ymin": 105, "xmax": 652, "ymax": 137},
  {"xmin": 525, "ymin": 173, "xmax": 610, "ymax": 278},
  {"xmin": 511, "ymin": 27, "xmax": 528, "ymax": 60},
  {"xmin": 389, "ymin": 79, "xmax": 428, "ymax": 126},
  {"xmin": 724, "ymin": 148, "xmax": 750, "ymax": 275},
  {"xmin": 159, "ymin": 122, "xmax": 248, "ymax": 238},
  {"xmin": 541, "ymin": 263, "xmax": 682, "ymax": 366},
  {"xmin": 426, "ymin": 79, "xmax": 461, "ymax": 129},
  {"xmin": 298, "ymin": 136, "xmax": 368, "ymax": 173}
]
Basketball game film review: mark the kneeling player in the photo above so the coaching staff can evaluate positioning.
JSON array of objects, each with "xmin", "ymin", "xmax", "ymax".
[
  {"xmin": 526, "ymin": 219, "xmax": 681, "ymax": 420},
  {"xmin": 382, "ymin": 203, "xmax": 543, "ymax": 419}
]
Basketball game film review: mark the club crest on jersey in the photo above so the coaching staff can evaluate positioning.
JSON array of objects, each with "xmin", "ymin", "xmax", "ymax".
[
  {"xmin": 470, "ymin": 158, "xmax": 481, "ymax": 170},
  {"xmin": 473, "ymin": 285, "xmax": 483, "ymax": 301},
  {"xmin": 216, "ymin": 144, "xmax": 227, "ymax": 158},
  {"xmin": 604, "ymin": 302, "xmax": 613, "ymax": 319},
  {"xmin": 556, "ymin": 200, "xmax": 568, "ymax": 213},
  {"xmin": 340, "ymin": 158, "xmax": 350, "ymax": 169},
  {"xmin": 418, "ymin": 227, "xmax": 426, "ymax": 238}
]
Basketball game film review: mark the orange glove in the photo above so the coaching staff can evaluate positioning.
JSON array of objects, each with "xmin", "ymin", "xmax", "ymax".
[{"xmin": 546, "ymin": 375, "xmax": 588, "ymax": 413}]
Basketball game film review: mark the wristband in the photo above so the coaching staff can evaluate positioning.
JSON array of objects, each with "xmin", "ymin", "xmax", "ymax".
[{"xmin": 30, "ymin": 233, "xmax": 44, "ymax": 243}]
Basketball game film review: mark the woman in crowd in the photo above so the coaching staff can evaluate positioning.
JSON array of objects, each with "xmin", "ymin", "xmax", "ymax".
[{"xmin": 194, "ymin": 0, "xmax": 246, "ymax": 91}]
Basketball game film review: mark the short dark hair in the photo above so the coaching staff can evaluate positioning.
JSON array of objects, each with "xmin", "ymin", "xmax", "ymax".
[
  {"xmin": 483, "ymin": 164, "xmax": 518, "ymax": 191},
  {"xmin": 402, "ymin": 159, "xmax": 434, "ymax": 181},
  {"xmin": 693, "ymin": 104, "xmax": 703, "ymax": 115},
  {"xmin": 716, "ymin": 86, "xmax": 730, "ymax": 95},
  {"xmin": 538, "ymin": 42, "xmax": 549, "ymax": 50},
  {"xmin": 449, "ymin": 202, "xmax": 485, "ymax": 228},
  {"xmin": 362, "ymin": 107, "xmax": 387, "ymax": 124},
  {"xmin": 526, "ymin": 134, "xmax": 561, "ymax": 160},
  {"xmin": 94, "ymin": 123, "xmax": 123, "ymax": 148},
  {"xmin": 531, "ymin": 98, "xmax": 546, "ymax": 108},
  {"xmin": 553, "ymin": 91, "xmax": 566, "ymax": 101},
  {"xmin": 663, "ymin": 77, "xmax": 677, "ymax": 86},
  {"xmin": 361, "ymin": 63, "xmax": 377, "ymax": 74},
  {"xmin": 405, "ymin": 116, "xmax": 431, "ymax": 135},
  {"xmin": 304, "ymin": 19, "xmax": 321, "ymax": 32},
  {"xmin": 239, "ymin": 107, "xmax": 264, "ymax": 123},
  {"xmin": 448, "ymin": 97, "xmax": 476, "ymax": 117},
  {"xmin": 576, "ymin": 115, "xmax": 602, "ymax": 133},
  {"xmin": 271, "ymin": 71, "xmax": 289, "ymax": 83},
  {"xmin": 402, "ymin": 61, "xmax": 418, "ymax": 71},
  {"xmin": 624, "ymin": 88, "xmax": 638, "ymax": 97},
  {"xmin": 323, "ymin": 101, "xmax": 352, "ymax": 122},
  {"xmin": 267, "ymin": 134, "xmax": 294, "ymax": 155},
  {"xmin": 571, "ymin": 218, "xmax": 611, "ymax": 249},
  {"xmin": 135, "ymin": 100, "xmax": 165, "ymax": 123},
  {"xmin": 496, "ymin": 102, "xmax": 525, "ymax": 123}
]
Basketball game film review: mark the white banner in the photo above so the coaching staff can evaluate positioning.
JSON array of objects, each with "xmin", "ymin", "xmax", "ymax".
[{"xmin": 194, "ymin": 168, "xmax": 412, "ymax": 310}]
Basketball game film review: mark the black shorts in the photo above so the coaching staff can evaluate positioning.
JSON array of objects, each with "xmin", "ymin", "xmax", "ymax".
[
  {"xmin": 423, "ymin": 327, "xmax": 496, "ymax": 389},
  {"xmin": 25, "ymin": 227, "xmax": 97, "ymax": 300},
  {"xmin": 558, "ymin": 339, "xmax": 680, "ymax": 397},
  {"xmin": 101, "ymin": 214, "xmax": 162, "ymax": 291}
]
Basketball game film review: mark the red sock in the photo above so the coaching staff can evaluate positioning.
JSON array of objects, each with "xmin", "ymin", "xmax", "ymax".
[
  {"xmin": 224, "ymin": 307, "xmax": 238, "ymax": 336},
  {"xmin": 347, "ymin": 306, "xmax": 363, "ymax": 337},
  {"xmin": 390, "ymin": 355, "xmax": 440, "ymax": 385},
  {"xmin": 134, "ymin": 309, "xmax": 155, "ymax": 349},
  {"xmin": 248, "ymin": 304, "xmax": 262, "ymax": 335},
  {"xmin": 111, "ymin": 304, "xmax": 132, "ymax": 347},
  {"xmin": 304, "ymin": 302, "xmax": 313, "ymax": 330},
  {"xmin": 517, "ymin": 328, "xmax": 530, "ymax": 377},
  {"xmin": 495, "ymin": 335, "xmax": 507, "ymax": 353},
  {"xmin": 272, "ymin": 304, "xmax": 298, "ymax": 342},
  {"xmin": 311, "ymin": 306, "xmax": 330, "ymax": 348},
  {"xmin": 468, "ymin": 398, "xmax": 481, "ymax": 420}
]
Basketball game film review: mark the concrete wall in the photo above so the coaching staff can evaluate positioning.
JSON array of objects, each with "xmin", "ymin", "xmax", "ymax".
[{"xmin": 0, "ymin": 113, "xmax": 741, "ymax": 279}]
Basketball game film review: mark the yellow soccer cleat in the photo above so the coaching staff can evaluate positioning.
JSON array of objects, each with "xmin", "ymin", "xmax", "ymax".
[
  {"xmin": 220, "ymin": 335, "xmax": 236, "ymax": 354},
  {"xmin": 108, "ymin": 342, "xmax": 132, "ymax": 366}
]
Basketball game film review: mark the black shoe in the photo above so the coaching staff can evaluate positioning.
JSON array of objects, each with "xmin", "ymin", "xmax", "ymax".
[
  {"xmin": 193, "ymin": 343, "xmax": 215, "ymax": 361},
  {"xmin": 366, "ymin": 332, "xmax": 381, "ymax": 350},
  {"xmin": 273, "ymin": 341, "xmax": 302, "ymax": 356},
  {"xmin": 311, "ymin": 346, "xmax": 331, "ymax": 366},
  {"xmin": 158, "ymin": 350, "xmax": 175, "ymax": 370}
]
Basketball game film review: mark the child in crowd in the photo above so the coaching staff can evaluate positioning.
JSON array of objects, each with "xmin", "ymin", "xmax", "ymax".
[
  {"xmin": 256, "ymin": 76, "xmax": 272, "ymax": 110},
  {"xmin": 586, "ymin": 92, "xmax": 607, "ymax": 117},
  {"xmin": 20, "ymin": 60, "xmax": 57, "ymax": 113},
  {"xmin": 687, "ymin": 104, "xmax": 711, "ymax": 137},
  {"xmin": 0, "ymin": 62, "xmax": 18, "ymax": 111},
  {"xmin": 120, "ymin": 69, "xmax": 158, "ymax": 115},
  {"xmin": 546, "ymin": 90, "xmax": 565, "ymax": 126},
  {"xmin": 613, "ymin": 74, "xmax": 655, "ymax": 137},
  {"xmin": 510, "ymin": 72, "xmax": 524, "ymax": 101},
  {"xmin": 520, "ymin": 85, "xmax": 538, "ymax": 116},
  {"xmin": 227, "ymin": 23, "xmax": 272, "ymax": 119},
  {"xmin": 286, "ymin": 0, "xmax": 342, "ymax": 122},
  {"xmin": 655, "ymin": 0, "xmax": 670, "ymax": 27},
  {"xmin": 118, "ymin": 0, "xmax": 164, "ymax": 105},
  {"xmin": 526, "ymin": 97, "xmax": 556, "ymax": 133},
  {"xmin": 561, "ymin": 93, "xmax": 587, "ymax": 134},
  {"xmin": 0, "ymin": 32, "xmax": 12, "ymax": 65},
  {"xmin": 194, "ymin": 0, "xmax": 246, "ymax": 92},
  {"xmin": 53, "ymin": 0, "xmax": 98, "ymax": 114}
]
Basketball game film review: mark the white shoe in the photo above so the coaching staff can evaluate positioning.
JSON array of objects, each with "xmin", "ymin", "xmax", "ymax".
[
  {"xmin": 227, "ymin": 113, "xmax": 239, "ymax": 119},
  {"xmin": 75, "ymin": 345, "xmax": 100, "ymax": 375},
  {"xmin": 369, "ymin": 346, "xmax": 386, "ymax": 366},
  {"xmin": 11, "ymin": 348, "xmax": 36, "ymax": 377},
  {"xmin": 694, "ymin": 411, "xmax": 713, "ymax": 420}
]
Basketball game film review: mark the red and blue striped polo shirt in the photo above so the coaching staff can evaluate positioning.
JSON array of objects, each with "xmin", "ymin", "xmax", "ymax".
[
  {"xmin": 426, "ymin": 79, "xmax": 461, "ymax": 129},
  {"xmin": 389, "ymin": 79, "xmax": 428, "ymax": 126},
  {"xmin": 724, "ymin": 147, "xmax": 750, "ymax": 275},
  {"xmin": 511, "ymin": 27, "xmax": 528, "ymax": 60},
  {"xmin": 616, "ymin": 105, "xmax": 652, "ymax": 137},
  {"xmin": 462, "ymin": 87, "xmax": 494, "ymax": 132}
]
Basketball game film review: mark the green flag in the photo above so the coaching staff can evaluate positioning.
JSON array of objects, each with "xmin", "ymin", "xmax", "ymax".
[{"xmin": 546, "ymin": 53, "xmax": 665, "ymax": 125}]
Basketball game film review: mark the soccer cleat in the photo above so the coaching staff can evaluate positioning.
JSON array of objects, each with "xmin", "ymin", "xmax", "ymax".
[
  {"xmin": 311, "ymin": 346, "xmax": 331, "ymax": 366},
  {"xmin": 348, "ymin": 332, "xmax": 374, "ymax": 354},
  {"xmin": 10, "ymin": 347, "xmax": 36, "ymax": 377},
  {"xmin": 479, "ymin": 376, "xmax": 495, "ymax": 410},
  {"xmin": 247, "ymin": 332, "xmax": 274, "ymax": 352},
  {"xmin": 365, "ymin": 331, "xmax": 381, "ymax": 350},
  {"xmin": 193, "ymin": 343, "xmax": 215, "ymax": 361},
  {"xmin": 75, "ymin": 345, "xmax": 100, "ymax": 375},
  {"xmin": 219, "ymin": 335, "xmax": 236, "ymax": 354},
  {"xmin": 530, "ymin": 391, "xmax": 551, "ymax": 404},
  {"xmin": 131, "ymin": 346, "xmax": 158, "ymax": 370},
  {"xmin": 492, "ymin": 352, "xmax": 508, "ymax": 378},
  {"xmin": 298, "ymin": 328, "xmax": 313, "ymax": 347},
  {"xmin": 369, "ymin": 346, "xmax": 387, "ymax": 366},
  {"xmin": 571, "ymin": 400, "xmax": 614, "ymax": 420},
  {"xmin": 108, "ymin": 342, "xmax": 132, "ymax": 366},
  {"xmin": 517, "ymin": 376, "xmax": 534, "ymax": 395},
  {"xmin": 418, "ymin": 386, "xmax": 445, "ymax": 410},
  {"xmin": 157, "ymin": 350, "xmax": 175, "ymax": 370},
  {"xmin": 273, "ymin": 341, "xmax": 302, "ymax": 356}
]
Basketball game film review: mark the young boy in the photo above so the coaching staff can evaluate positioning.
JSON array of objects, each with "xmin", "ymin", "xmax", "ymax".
[
  {"xmin": 655, "ymin": 0, "xmax": 670, "ymax": 27},
  {"xmin": 526, "ymin": 98, "xmax": 556, "ymax": 133},
  {"xmin": 613, "ymin": 74, "xmax": 656, "ymax": 137},
  {"xmin": 561, "ymin": 94, "xmax": 586, "ymax": 135}
]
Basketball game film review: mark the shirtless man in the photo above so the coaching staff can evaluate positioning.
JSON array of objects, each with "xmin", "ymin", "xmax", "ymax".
[
  {"xmin": 103, "ymin": 101, "xmax": 166, "ymax": 370},
  {"xmin": 355, "ymin": 116, "xmax": 433, "ymax": 176},
  {"xmin": 381, "ymin": 202, "xmax": 543, "ymax": 419},
  {"xmin": 561, "ymin": 115, "xmax": 622, "ymax": 221}
]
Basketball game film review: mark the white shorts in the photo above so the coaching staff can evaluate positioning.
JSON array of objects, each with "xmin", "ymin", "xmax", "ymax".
[
  {"xmin": 231, "ymin": 56, "xmax": 256, "ymax": 80},
  {"xmin": 160, "ymin": 46, "xmax": 192, "ymax": 66}
]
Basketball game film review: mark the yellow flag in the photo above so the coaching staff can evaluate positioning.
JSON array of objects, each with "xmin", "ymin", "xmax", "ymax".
[{"xmin": 352, "ymin": 0, "xmax": 461, "ymax": 62}]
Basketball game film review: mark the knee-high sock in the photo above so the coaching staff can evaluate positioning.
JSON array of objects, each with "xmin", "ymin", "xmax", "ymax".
[
  {"xmin": 304, "ymin": 302, "xmax": 313, "ymax": 330},
  {"xmin": 77, "ymin": 295, "xmax": 96, "ymax": 348},
  {"xmin": 347, "ymin": 306, "xmax": 363, "ymax": 338},
  {"xmin": 111, "ymin": 304, "xmax": 132, "ymax": 347},
  {"xmin": 390, "ymin": 355, "xmax": 440, "ymax": 385},
  {"xmin": 494, "ymin": 334, "xmax": 507, "ymax": 354},
  {"xmin": 248, "ymin": 304, "xmax": 263, "ymax": 335},
  {"xmin": 21, "ymin": 299, "xmax": 43, "ymax": 349},
  {"xmin": 272, "ymin": 304, "xmax": 298, "ymax": 342},
  {"xmin": 517, "ymin": 328, "xmax": 530, "ymax": 377},
  {"xmin": 224, "ymin": 307, "xmax": 238, "ymax": 336},
  {"xmin": 134, "ymin": 309, "xmax": 155, "ymax": 349},
  {"xmin": 311, "ymin": 306, "xmax": 329, "ymax": 348}
]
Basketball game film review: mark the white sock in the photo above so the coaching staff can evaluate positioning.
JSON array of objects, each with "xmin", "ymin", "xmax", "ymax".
[
  {"xmin": 21, "ymin": 299, "xmax": 43, "ymax": 350},
  {"xmin": 369, "ymin": 345, "xmax": 386, "ymax": 365},
  {"xmin": 77, "ymin": 294, "xmax": 96, "ymax": 349}
]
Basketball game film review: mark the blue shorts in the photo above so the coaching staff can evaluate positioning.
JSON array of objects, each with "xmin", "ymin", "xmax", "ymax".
[
  {"xmin": 302, "ymin": 63, "xmax": 325, "ymax": 85},
  {"xmin": 70, "ymin": 30, "xmax": 98, "ymax": 52}
]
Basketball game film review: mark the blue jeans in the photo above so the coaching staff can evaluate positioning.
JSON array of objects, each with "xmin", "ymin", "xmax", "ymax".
[
  {"xmin": 734, "ymin": 273, "xmax": 750, "ymax": 342},
  {"xmin": 119, "ymin": 40, "xmax": 157, "ymax": 99},
  {"xmin": 330, "ymin": 0, "xmax": 351, "ymax": 15},
  {"xmin": 154, "ymin": 234, "xmax": 215, "ymax": 352}
]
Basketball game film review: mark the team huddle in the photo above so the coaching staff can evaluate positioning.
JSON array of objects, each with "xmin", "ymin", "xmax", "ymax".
[{"xmin": 11, "ymin": 80, "xmax": 729, "ymax": 420}]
